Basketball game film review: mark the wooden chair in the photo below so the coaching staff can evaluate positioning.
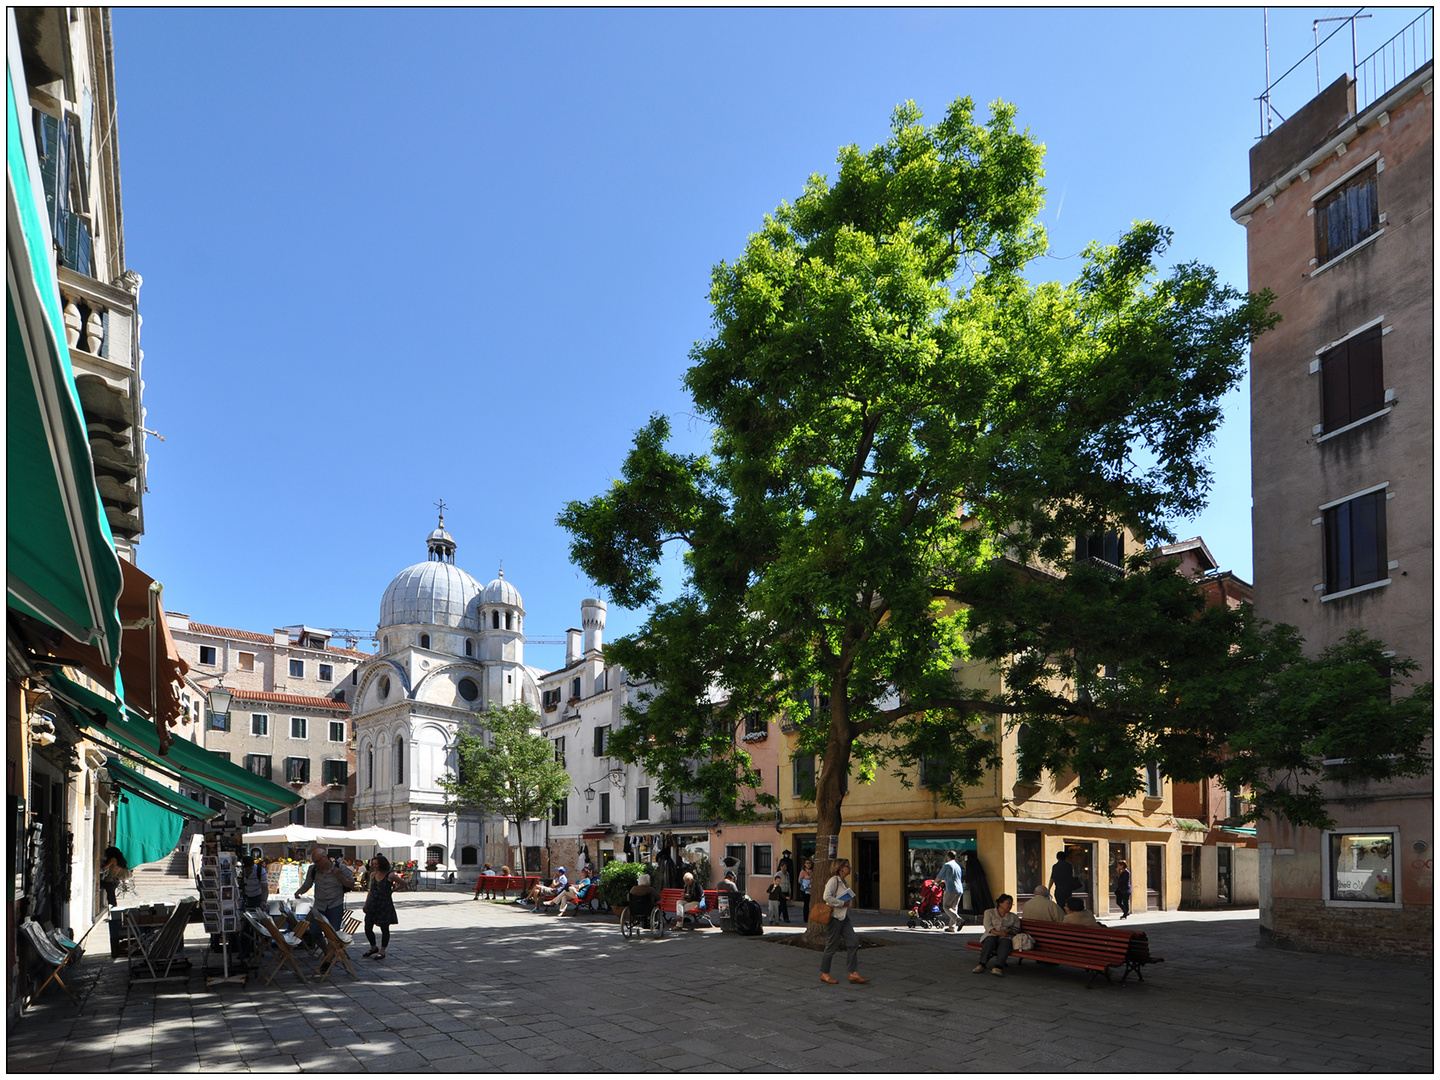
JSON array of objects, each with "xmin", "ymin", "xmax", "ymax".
[
  {"xmin": 244, "ymin": 910, "xmax": 310, "ymax": 987},
  {"xmin": 311, "ymin": 913, "xmax": 358, "ymax": 986},
  {"xmin": 126, "ymin": 900, "xmax": 196, "ymax": 986},
  {"xmin": 19, "ymin": 921, "xmax": 80, "ymax": 1008}
]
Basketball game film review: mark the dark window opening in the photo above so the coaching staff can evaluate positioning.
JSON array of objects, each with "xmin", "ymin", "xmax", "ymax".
[
  {"xmin": 1316, "ymin": 163, "xmax": 1379, "ymax": 265},
  {"xmin": 323, "ymin": 801, "xmax": 347, "ymax": 827},
  {"xmin": 598, "ymin": 792, "xmax": 611, "ymax": 824},
  {"xmin": 1321, "ymin": 326, "xmax": 1385, "ymax": 432},
  {"xmin": 792, "ymin": 754, "xmax": 816, "ymax": 799},
  {"xmin": 551, "ymin": 798, "xmax": 568, "ymax": 826},
  {"xmin": 1324, "ymin": 490, "xmax": 1388, "ymax": 594},
  {"xmin": 1077, "ymin": 530, "xmax": 1124, "ymax": 568}
]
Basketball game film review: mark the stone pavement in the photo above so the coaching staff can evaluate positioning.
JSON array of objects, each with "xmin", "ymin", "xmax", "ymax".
[{"xmin": 7, "ymin": 881, "xmax": 1432, "ymax": 1073}]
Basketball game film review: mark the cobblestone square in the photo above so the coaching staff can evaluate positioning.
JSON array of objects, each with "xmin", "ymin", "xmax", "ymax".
[{"xmin": 7, "ymin": 884, "xmax": 1432, "ymax": 1073}]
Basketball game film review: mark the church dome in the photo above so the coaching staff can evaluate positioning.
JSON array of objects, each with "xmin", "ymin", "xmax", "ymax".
[
  {"xmin": 379, "ymin": 518, "xmax": 481, "ymax": 630},
  {"xmin": 481, "ymin": 573, "xmax": 523, "ymax": 610}
]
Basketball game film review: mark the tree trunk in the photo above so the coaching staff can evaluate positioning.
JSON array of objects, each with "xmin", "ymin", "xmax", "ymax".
[{"xmin": 800, "ymin": 694, "xmax": 854, "ymax": 947}]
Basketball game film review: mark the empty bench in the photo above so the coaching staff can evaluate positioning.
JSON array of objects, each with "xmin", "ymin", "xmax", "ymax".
[
  {"xmin": 472, "ymin": 874, "xmax": 538, "ymax": 900},
  {"xmin": 967, "ymin": 919, "xmax": 1163, "ymax": 987}
]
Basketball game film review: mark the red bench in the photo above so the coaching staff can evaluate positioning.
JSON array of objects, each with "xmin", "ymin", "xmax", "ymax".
[
  {"xmin": 659, "ymin": 888, "xmax": 719, "ymax": 927},
  {"xmin": 966, "ymin": 919, "xmax": 1164, "ymax": 987},
  {"xmin": 472, "ymin": 874, "xmax": 538, "ymax": 900}
]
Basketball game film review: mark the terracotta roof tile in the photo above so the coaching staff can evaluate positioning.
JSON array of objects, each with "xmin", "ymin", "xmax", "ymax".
[
  {"xmin": 227, "ymin": 688, "xmax": 350, "ymax": 713},
  {"xmin": 187, "ymin": 622, "xmax": 274, "ymax": 644},
  {"xmin": 325, "ymin": 645, "xmax": 373, "ymax": 659}
]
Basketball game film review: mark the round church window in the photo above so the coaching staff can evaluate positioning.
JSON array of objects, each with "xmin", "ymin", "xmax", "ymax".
[
  {"xmin": 378, "ymin": 675, "xmax": 391, "ymax": 701},
  {"xmin": 457, "ymin": 677, "xmax": 479, "ymax": 702}
]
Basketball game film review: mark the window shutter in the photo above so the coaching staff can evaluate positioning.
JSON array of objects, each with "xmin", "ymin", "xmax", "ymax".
[
  {"xmin": 1349, "ymin": 327, "xmax": 1385, "ymax": 421},
  {"xmin": 1322, "ymin": 344, "xmax": 1353, "ymax": 430}
]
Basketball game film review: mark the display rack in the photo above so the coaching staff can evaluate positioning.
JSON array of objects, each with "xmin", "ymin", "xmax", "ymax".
[{"xmin": 199, "ymin": 826, "xmax": 246, "ymax": 987}]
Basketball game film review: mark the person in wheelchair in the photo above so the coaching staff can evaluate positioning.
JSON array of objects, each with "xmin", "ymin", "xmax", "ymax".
[{"xmin": 619, "ymin": 874, "xmax": 664, "ymax": 936}]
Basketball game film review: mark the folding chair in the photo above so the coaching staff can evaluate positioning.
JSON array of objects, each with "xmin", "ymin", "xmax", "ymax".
[
  {"xmin": 244, "ymin": 911, "xmax": 310, "ymax": 987},
  {"xmin": 20, "ymin": 921, "xmax": 80, "ymax": 1008},
  {"xmin": 342, "ymin": 911, "xmax": 363, "ymax": 937},
  {"xmin": 126, "ymin": 900, "xmax": 196, "ymax": 985},
  {"xmin": 311, "ymin": 913, "xmax": 358, "ymax": 986}
]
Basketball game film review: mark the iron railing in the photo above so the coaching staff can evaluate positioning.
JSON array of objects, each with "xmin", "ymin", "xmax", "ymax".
[{"xmin": 1356, "ymin": 9, "xmax": 1432, "ymax": 112}]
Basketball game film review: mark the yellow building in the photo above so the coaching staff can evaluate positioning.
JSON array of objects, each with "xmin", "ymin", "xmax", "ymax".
[{"xmin": 776, "ymin": 531, "xmax": 1182, "ymax": 916}]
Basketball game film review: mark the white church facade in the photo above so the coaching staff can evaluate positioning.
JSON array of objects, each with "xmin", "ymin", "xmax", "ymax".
[{"xmin": 349, "ymin": 518, "xmax": 548, "ymax": 872}]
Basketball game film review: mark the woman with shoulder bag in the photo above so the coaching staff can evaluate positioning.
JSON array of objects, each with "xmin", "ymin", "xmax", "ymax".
[
  {"xmin": 817, "ymin": 859, "xmax": 868, "ymax": 986},
  {"xmin": 362, "ymin": 854, "xmax": 401, "ymax": 960}
]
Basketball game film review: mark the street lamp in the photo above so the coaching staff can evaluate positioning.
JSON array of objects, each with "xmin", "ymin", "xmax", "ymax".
[
  {"xmin": 583, "ymin": 784, "xmax": 596, "ymax": 802},
  {"xmin": 190, "ymin": 671, "xmax": 232, "ymax": 722}
]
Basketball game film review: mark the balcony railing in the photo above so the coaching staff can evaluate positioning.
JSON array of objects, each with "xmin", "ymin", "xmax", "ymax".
[{"xmin": 1356, "ymin": 10, "xmax": 1432, "ymax": 112}]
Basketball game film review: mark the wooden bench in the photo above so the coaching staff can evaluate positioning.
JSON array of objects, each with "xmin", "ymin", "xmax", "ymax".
[
  {"xmin": 966, "ymin": 919, "xmax": 1163, "ymax": 987},
  {"xmin": 472, "ymin": 874, "xmax": 538, "ymax": 900},
  {"xmin": 659, "ymin": 888, "xmax": 720, "ymax": 927}
]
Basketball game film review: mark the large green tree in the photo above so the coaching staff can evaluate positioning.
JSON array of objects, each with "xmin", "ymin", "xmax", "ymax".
[
  {"xmin": 438, "ymin": 703, "xmax": 571, "ymax": 871},
  {"xmin": 559, "ymin": 97, "xmax": 1431, "ymax": 906}
]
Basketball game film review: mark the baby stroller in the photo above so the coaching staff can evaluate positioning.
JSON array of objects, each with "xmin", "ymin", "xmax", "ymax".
[{"xmin": 907, "ymin": 879, "xmax": 946, "ymax": 929}]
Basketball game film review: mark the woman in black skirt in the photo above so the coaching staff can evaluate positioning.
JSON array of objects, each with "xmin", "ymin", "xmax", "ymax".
[{"xmin": 362, "ymin": 853, "xmax": 401, "ymax": 960}]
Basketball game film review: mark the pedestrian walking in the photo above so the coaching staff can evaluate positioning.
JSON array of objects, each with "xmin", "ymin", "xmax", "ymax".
[
  {"xmin": 362, "ymin": 854, "xmax": 401, "ymax": 960},
  {"xmin": 818, "ymin": 859, "xmax": 868, "ymax": 985},
  {"xmin": 295, "ymin": 846, "xmax": 354, "ymax": 931},
  {"xmin": 936, "ymin": 849, "xmax": 964, "ymax": 931},
  {"xmin": 1113, "ymin": 859, "xmax": 1132, "ymax": 919},
  {"xmin": 99, "ymin": 847, "xmax": 128, "ymax": 907},
  {"xmin": 1048, "ymin": 849, "xmax": 1079, "ymax": 908},
  {"xmin": 240, "ymin": 854, "xmax": 269, "ymax": 912}
]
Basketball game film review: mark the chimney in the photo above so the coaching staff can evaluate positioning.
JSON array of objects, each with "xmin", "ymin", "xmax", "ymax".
[
  {"xmin": 565, "ymin": 628, "xmax": 582, "ymax": 666},
  {"xmin": 581, "ymin": 598, "xmax": 606, "ymax": 655}
]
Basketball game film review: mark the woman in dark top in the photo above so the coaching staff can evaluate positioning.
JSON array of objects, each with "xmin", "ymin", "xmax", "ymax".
[
  {"xmin": 1113, "ymin": 859, "xmax": 1132, "ymax": 919},
  {"xmin": 362, "ymin": 854, "xmax": 401, "ymax": 959},
  {"xmin": 100, "ymin": 846, "xmax": 128, "ymax": 907}
]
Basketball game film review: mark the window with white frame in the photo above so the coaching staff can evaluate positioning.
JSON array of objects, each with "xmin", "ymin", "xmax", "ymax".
[
  {"xmin": 1326, "ymin": 829, "xmax": 1398, "ymax": 904},
  {"xmin": 290, "ymin": 716, "xmax": 307, "ymax": 739},
  {"xmin": 1323, "ymin": 487, "xmax": 1388, "ymax": 596},
  {"xmin": 251, "ymin": 713, "xmax": 269, "ymax": 737},
  {"xmin": 329, "ymin": 720, "xmax": 346, "ymax": 742},
  {"xmin": 198, "ymin": 645, "xmax": 217, "ymax": 666},
  {"xmin": 753, "ymin": 843, "xmax": 773, "ymax": 877}
]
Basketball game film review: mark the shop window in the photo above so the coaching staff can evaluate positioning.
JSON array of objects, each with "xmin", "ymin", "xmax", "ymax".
[
  {"xmin": 792, "ymin": 754, "xmax": 816, "ymax": 798},
  {"xmin": 551, "ymin": 798, "xmax": 568, "ymax": 826},
  {"xmin": 319, "ymin": 664, "xmax": 333, "ymax": 682},
  {"xmin": 598, "ymin": 792, "xmax": 611, "ymax": 824},
  {"xmin": 1315, "ymin": 162, "xmax": 1379, "ymax": 265},
  {"xmin": 289, "ymin": 659, "xmax": 304, "ymax": 678},
  {"xmin": 198, "ymin": 645, "xmax": 216, "ymax": 666},
  {"xmin": 636, "ymin": 786, "xmax": 649, "ymax": 821},
  {"xmin": 329, "ymin": 720, "xmax": 346, "ymax": 742},
  {"xmin": 245, "ymin": 754, "xmax": 272, "ymax": 780},
  {"xmin": 322, "ymin": 760, "xmax": 347, "ymax": 786},
  {"xmin": 324, "ymin": 801, "xmax": 347, "ymax": 827},
  {"xmin": 1324, "ymin": 489, "xmax": 1388, "ymax": 596},
  {"xmin": 752, "ymin": 843, "xmax": 772, "ymax": 877},
  {"xmin": 906, "ymin": 835, "xmax": 978, "ymax": 913},
  {"xmin": 1015, "ymin": 831, "xmax": 1043, "ymax": 897},
  {"xmin": 291, "ymin": 717, "xmax": 308, "ymax": 740},
  {"xmin": 251, "ymin": 713, "xmax": 269, "ymax": 737},
  {"xmin": 1326, "ymin": 830, "xmax": 1397, "ymax": 903},
  {"xmin": 460, "ymin": 846, "xmax": 478, "ymax": 866},
  {"xmin": 285, "ymin": 757, "xmax": 310, "ymax": 784}
]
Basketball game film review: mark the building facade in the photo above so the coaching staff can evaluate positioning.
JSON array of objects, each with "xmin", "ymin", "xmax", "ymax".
[
  {"xmin": 1233, "ymin": 57, "xmax": 1433, "ymax": 959},
  {"xmin": 350, "ymin": 520, "xmax": 547, "ymax": 872}
]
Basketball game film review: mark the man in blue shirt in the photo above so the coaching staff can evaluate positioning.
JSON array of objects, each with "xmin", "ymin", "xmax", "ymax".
[{"xmin": 936, "ymin": 850, "xmax": 965, "ymax": 932}]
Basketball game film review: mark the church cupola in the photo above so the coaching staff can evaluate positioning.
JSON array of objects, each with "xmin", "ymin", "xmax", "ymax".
[{"xmin": 427, "ymin": 507, "xmax": 456, "ymax": 565}]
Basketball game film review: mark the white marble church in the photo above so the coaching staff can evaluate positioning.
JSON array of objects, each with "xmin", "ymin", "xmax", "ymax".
[{"xmin": 349, "ymin": 516, "xmax": 549, "ymax": 872}]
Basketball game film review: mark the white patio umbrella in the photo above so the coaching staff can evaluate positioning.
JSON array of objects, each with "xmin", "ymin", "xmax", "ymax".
[
  {"xmin": 242, "ymin": 824, "xmax": 330, "ymax": 845},
  {"xmin": 342, "ymin": 826, "xmax": 426, "ymax": 850}
]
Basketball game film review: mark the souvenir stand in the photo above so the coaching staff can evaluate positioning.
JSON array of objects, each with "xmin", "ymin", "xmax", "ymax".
[{"xmin": 199, "ymin": 818, "xmax": 246, "ymax": 987}]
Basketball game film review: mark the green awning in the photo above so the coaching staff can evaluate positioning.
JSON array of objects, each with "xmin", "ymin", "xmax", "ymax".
[
  {"xmin": 105, "ymin": 757, "xmax": 220, "ymax": 822},
  {"xmin": 114, "ymin": 779, "xmax": 183, "ymax": 869},
  {"xmin": 6, "ymin": 66, "xmax": 123, "ymax": 664},
  {"xmin": 47, "ymin": 671, "xmax": 302, "ymax": 817}
]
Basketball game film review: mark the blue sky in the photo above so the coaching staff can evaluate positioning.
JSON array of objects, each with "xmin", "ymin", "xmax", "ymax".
[{"xmin": 109, "ymin": 6, "xmax": 1428, "ymax": 664}]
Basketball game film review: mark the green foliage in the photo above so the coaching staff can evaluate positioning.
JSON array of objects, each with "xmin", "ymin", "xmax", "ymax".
[
  {"xmin": 438, "ymin": 703, "xmax": 572, "ymax": 834},
  {"xmin": 598, "ymin": 859, "xmax": 653, "ymax": 910},
  {"xmin": 559, "ymin": 94, "xmax": 1423, "ymax": 836}
]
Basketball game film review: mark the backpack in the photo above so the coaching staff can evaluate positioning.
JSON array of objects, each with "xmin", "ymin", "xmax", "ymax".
[{"xmin": 732, "ymin": 896, "xmax": 765, "ymax": 936}]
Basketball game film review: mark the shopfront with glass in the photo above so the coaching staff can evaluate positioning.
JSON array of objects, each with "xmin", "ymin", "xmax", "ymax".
[{"xmin": 903, "ymin": 833, "xmax": 976, "ymax": 913}]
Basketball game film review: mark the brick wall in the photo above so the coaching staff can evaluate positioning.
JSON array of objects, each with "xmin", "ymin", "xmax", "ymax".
[{"xmin": 1262, "ymin": 897, "xmax": 1432, "ymax": 962}]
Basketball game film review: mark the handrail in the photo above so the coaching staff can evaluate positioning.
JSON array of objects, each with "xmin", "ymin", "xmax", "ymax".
[{"xmin": 1356, "ymin": 9, "xmax": 1433, "ymax": 112}]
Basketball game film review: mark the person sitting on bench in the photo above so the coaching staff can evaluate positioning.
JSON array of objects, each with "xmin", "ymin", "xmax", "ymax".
[
  {"xmin": 1063, "ymin": 896, "xmax": 1104, "ymax": 927},
  {"xmin": 541, "ymin": 869, "xmax": 595, "ymax": 914},
  {"xmin": 525, "ymin": 868, "xmax": 568, "ymax": 908}
]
